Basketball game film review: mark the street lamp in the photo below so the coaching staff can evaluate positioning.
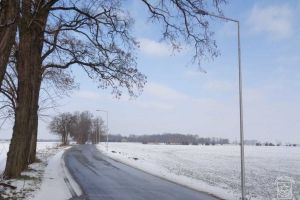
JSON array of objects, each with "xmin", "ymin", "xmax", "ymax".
[
  {"xmin": 197, "ymin": 9, "xmax": 246, "ymax": 200},
  {"xmin": 96, "ymin": 109, "xmax": 109, "ymax": 151}
]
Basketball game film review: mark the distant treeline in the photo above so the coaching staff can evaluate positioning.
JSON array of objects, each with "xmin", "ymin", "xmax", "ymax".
[
  {"xmin": 105, "ymin": 133, "xmax": 230, "ymax": 145},
  {"xmin": 243, "ymin": 140, "xmax": 299, "ymax": 147},
  {"xmin": 255, "ymin": 142, "xmax": 298, "ymax": 147}
]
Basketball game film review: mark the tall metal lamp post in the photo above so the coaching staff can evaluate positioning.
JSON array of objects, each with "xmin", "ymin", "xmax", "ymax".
[
  {"xmin": 96, "ymin": 109, "xmax": 109, "ymax": 151},
  {"xmin": 197, "ymin": 9, "xmax": 246, "ymax": 200}
]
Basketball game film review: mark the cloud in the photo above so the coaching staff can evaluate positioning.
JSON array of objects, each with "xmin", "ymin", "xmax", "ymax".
[
  {"xmin": 133, "ymin": 100, "xmax": 174, "ymax": 111},
  {"xmin": 35, "ymin": 79, "xmax": 300, "ymax": 142},
  {"xmin": 183, "ymin": 69, "xmax": 206, "ymax": 79},
  {"xmin": 144, "ymin": 82, "xmax": 189, "ymax": 101},
  {"xmin": 247, "ymin": 4, "xmax": 294, "ymax": 40},
  {"xmin": 115, "ymin": 81, "xmax": 239, "ymax": 136},
  {"xmin": 74, "ymin": 91, "xmax": 106, "ymax": 101},
  {"xmin": 217, "ymin": 23, "xmax": 237, "ymax": 38},
  {"xmin": 183, "ymin": 70, "xmax": 234, "ymax": 93},
  {"xmin": 138, "ymin": 38, "xmax": 171, "ymax": 56},
  {"xmin": 243, "ymin": 86, "xmax": 300, "ymax": 143},
  {"xmin": 203, "ymin": 80, "xmax": 234, "ymax": 93},
  {"xmin": 124, "ymin": 82, "xmax": 193, "ymax": 111}
]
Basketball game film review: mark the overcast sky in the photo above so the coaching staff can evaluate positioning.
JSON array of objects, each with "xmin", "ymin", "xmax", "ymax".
[{"xmin": 1, "ymin": 0, "xmax": 300, "ymax": 143}]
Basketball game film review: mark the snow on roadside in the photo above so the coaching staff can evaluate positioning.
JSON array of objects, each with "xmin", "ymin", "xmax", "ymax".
[
  {"xmin": 31, "ymin": 147, "xmax": 82, "ymax": 200},
  {"xmin": 0, "ymin": 142, "xmax": 61, "ymax": 199},
  {"xmin": 0, "ymin": 142, "xmax": 58, "ymax": 173},
  {"xmin": 0, "ymin": 142, "xmax": 81, "ymax": 200},
  {"xmin": 97, "ymin": 143, "xmax": 300, "ymax": 200}
]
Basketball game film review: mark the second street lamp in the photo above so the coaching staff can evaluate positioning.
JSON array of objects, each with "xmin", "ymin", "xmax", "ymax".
[
  {"xmin": 96, "ymin": 109, "xmax": 109, "ymax": 151},
  {"xmin": 197, "ymin": 9, "xmax": 246, "ymax": 200}
]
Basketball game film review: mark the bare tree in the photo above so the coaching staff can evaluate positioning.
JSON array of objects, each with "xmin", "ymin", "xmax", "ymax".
[
  {"xmin": 2, "ymin": 45, "xmax": 77, "ymax": 175},
  {"xmin": 0, "ymin": 57, "xmax": 75, "ymax": 120},
  {"xmin": 71, "ymin": 111, "xmax": 93, "ymax": 144},
  {"xmin": 49, "ymin": 113, "xmax": 74, "ymax": 145},
  {"xmin": 140, "ymin": 0, "xmax": 226, "ymax": 64},
  {"xmin": 4, "ymin": 0, "xmax": 146, "ymax": 178},
  {"xmin": 0, "ymin": 0, "xmax": 18, "ymax": 89},
  {"xmin": 4, "ymin": 0, "xmax": 226, "ymax": 178},
  {"xmin": 49, "ymin": 111, "xmax": 106, "ymax": 145},
  {"xmin": 28, "ymin": 68, "xmax": 78, "ymax": 163},
  {"xmin": 91, "ymin": 117, "xmax": 106, "ymax": 144},
  {"xmin": 0, "ymin": 63, "xmax": 17, "ymax": 118}
]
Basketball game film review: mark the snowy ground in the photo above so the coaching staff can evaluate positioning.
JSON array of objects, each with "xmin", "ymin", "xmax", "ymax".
[
  {"xmin": 31, "ymin": 147, "xmax": 82, "ymax": 200},
  {"xmin": 0, "ymin": 141, "xmax": 59, "ymax": 175},
  {"xmin": 98, "ymin": 143, "xmax": 300, "ymax": 200},
  {"xmin": 0, "ymin": 141, "xmax": 80, "ymax": 200}
]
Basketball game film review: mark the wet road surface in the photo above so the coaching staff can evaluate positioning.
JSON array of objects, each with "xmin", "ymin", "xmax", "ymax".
[{"xmin": 64, "ymin": 145, "xmax": 220, "ymax": 200}]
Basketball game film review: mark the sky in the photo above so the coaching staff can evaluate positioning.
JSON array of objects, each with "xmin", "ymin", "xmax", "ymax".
[{"xmin": 1, "ymin": 0, "xmax": 300, "ymax": 143}]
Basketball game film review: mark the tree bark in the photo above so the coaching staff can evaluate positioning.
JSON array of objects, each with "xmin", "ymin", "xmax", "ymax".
[
  {"xmin": 0, "ymin": 0, "xmax": 18, "ymax": 89},
  {"xmin": 4, "ymin": 34, "xmax": 43, "ymax": 177},
  {"xmin": 61, "ymin": 126, "xmax": 66, "ymax": 145},
  {"xmin": 4, "ymin": 2, "xmax": 47, "ymax": 178},
  {"xmin": 28, "ymin": 80, "xmax": 41, "ymax": 164}
]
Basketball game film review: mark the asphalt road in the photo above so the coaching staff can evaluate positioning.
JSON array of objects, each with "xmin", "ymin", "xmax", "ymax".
[{"xmin": 64, "ymin": 145, "xmax": 220, "ymax": 200}]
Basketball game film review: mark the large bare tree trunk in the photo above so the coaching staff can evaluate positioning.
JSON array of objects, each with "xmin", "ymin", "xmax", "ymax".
[
  {"xmin": 4, "ymin": 1, "xmax": 47, "ymax": 178},
  {"xmin": 28, "ymin": 80, "xmax": 42, "ymax": 164},
  {"xmin": 4, "ymin": 36, "xmax": 42, "ymax": 178},
  {"xmin": 0, "ymin": 0, "xmax": 18, "ymax": 89},
  {"xmin": 4, "ymin": 33, "xmax": 43, "ymax": 178}
]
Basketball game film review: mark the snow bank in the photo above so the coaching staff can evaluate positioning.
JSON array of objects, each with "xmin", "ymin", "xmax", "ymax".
[
  {"xmin": 0, "ymin": 141, "xmax": 59, "ymax": 173},
  {"xmin": 31, "ymin": 147, "xmax": 82, "ymax": 200},
  {"xmin": 0, "ymin": 142, "xmax": 61, "ymax": 199},
  {"xmin": 0, "ymin": 142, "xmax": 81, "ymax": 200},
  {"xmin": 97, "ymin": 143, "xmax": 300, "ymax": 200}
]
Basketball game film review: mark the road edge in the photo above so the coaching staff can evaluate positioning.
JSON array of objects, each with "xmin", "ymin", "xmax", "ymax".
[
  {"xmin": 61, "ymin": 148, "xmax": 83, "ymax": 199},
  {"xmin": 96, "ymin": 146, "xmax": 225, "ymax": 200}
]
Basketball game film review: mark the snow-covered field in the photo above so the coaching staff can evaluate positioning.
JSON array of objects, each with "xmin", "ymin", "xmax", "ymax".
[{"xmin": 98, "ymin": 143, "xmax": 300, "ymax": 200}]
